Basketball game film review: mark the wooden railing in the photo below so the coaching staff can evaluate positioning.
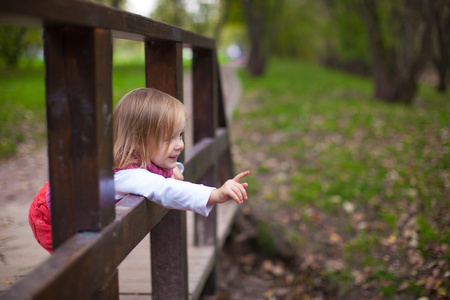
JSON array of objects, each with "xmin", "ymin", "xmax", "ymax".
[{"xmin": 0, "ymin": 1, "xmax": 235, "ymax": 299}]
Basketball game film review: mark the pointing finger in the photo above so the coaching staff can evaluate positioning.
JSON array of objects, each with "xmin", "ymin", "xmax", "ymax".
[{"xmin": 233, "ymin": 170, "xmax": 250, "ymax": 183}]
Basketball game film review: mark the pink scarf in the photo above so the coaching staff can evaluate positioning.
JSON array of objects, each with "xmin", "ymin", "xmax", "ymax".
[
  {"xmin": 114, "ymin": 152, "xmax": 173, "ymax": 178},
  {"xmin": 115, "ymin": 161, "xmax": 173, "ymax": 178}
]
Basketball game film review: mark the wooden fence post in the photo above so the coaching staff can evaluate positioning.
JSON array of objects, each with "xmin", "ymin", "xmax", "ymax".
[
  {"xmin": 44, "ymin": 24, "xmax": 115, "ymax": 249},
  {"xmin": 192, "ymin": 47, "xmax": 218, "ymax": 295},
  {"xmin": 44, "ymin": 25, "xmax": 117, "ymax": 297},
  {"xmin": 145, "ymin": 40, "xmax": 189, "ymax": 299}
]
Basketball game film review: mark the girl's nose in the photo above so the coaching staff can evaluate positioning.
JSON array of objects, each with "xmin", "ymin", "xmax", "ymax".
[{"xmin": 175, "ymin": 137, "xmax": 184, "ymax": 151}]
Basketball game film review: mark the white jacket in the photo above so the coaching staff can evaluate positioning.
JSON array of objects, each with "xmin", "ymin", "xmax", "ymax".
[{"xmin": 114, "ymin": 168, "xmax": 215, "ymax": 217}]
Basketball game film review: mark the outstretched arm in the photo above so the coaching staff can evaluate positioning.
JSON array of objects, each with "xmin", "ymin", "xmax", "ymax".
[{"xmin": 207, "ymin": 170, "xmax": 250, "ymax": 205}]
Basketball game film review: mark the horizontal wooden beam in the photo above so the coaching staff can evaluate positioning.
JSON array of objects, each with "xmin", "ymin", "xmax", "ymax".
[
  {"xmin": 184, "ymin": 128, "xmax": 230, "ymax": 183},
  {"xmin": 0, "ymin": 195, "xmax": 167, "ymax": 300},
  {"xmin": 0, "ymin": 0, "xmax": 215, "ymax": 49}
]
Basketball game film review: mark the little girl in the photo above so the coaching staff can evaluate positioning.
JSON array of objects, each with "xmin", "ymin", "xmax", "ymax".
[{"xmin": 29, "ymin": 87, "xmax": 249, "ymax": 253}]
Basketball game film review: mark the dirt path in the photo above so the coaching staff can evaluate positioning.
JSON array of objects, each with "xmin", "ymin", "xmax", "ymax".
[{"xmin": 0, "ymin": 146, "xmax": 49, "ymax": 290}]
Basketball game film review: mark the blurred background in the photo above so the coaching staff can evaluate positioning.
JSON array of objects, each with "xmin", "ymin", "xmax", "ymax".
[{"xmin": 0, "ymin": 0, "xmax": 449, "ymax": 299}]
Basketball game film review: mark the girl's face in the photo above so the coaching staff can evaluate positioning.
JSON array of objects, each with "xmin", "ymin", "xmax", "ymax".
[{"xmin": 150, "ymin": 122, "xmax": 185, "ymax": 170}]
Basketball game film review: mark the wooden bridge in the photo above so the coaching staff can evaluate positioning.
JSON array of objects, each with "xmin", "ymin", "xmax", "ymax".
[{"xmin": 0, "ymin": 1, "xmax": 239, "ymax": 299}]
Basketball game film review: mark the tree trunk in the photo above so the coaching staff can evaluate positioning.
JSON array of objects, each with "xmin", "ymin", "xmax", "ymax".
[
  {"xmin": 362, "ymin": 0, "xmax": 435, "ymax": 104},
  {"xmin": 432, "ymin": 0, "xmax": 450, "ymax": 93},
  {"xmin": 214, "ymin": 0, "xmax": 231, "ymax": 42},
  {"xmin": 242, "ymin": 0, "xmax": 267, "ymax": 76}
]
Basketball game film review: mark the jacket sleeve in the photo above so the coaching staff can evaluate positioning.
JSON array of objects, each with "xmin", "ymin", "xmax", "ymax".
[{"xmin": 114, "ymin": 168, "xmax": 215, "ymax": 217}]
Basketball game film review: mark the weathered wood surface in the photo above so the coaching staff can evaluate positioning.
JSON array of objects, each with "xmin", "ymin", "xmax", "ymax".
[
  {"xmin": 0, "ymin": 0, "xmax": 215, "ymax": 48},
  {"xmin": 145, "ymin": 39, "xmax": 189, "ymax": 299},
  {"xmin": 44, "ymin": 24, "xmax": 115, "ymax": 249}
]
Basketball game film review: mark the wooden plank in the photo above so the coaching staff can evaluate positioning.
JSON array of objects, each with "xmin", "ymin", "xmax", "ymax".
[
  {"xmin": 0, "ymin": 196, "xmax": 168, "ymax": 300},
  {"xmin": 0, "ymin": 0, "xmax": 215, "ymax": 49},
  {"xmin": 216, "ymin": 58, "xmax": 228, "ymax": 128},
  {"xmin": 192, "ymin": 48, "xmax": 218, "ymax": 247},
  {"xmin": 44, "ymin": 25, "xmax": 115, "ymax": 249},
  {"xmin": 215, "ymin": 58, "xmax": 235, "ymax": 186},
  {"xmin": 91, "ymin": 270, "xmax": 119, "ymax": 300},
  {"xmin": 145, "ymin": 40, "xmax": 185, "ymax": 160},
  {"xmin": 145, "ymin": 41, "xmax": 184, "ymax": 99},
  {"xmin": 145, "ymin": 40, "xmax": 189, "ymax": 300},
  {"xmin": 192, "ymin": 46, "xmax": 219, "ymax": 296},
  {"xmin": 194, "ymin": 167, "xmax": 217, "ymax": 246},
  {"xmin": 192, "ymin": 47, "xmax": 217, "ymax": 142},
  {"xmin": 151, "ymin": 210, "xmax": 189, "ymax": 299},
  {"xmin": 188, "ymin": 246, "xmax": 216, "ymax": 300},
  {"xmin": 183, "ymin": 129, "xmax": 229, "ymax": 183}
]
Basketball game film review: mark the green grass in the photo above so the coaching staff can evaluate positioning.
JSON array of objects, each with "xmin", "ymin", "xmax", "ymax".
[
  {"xmin": 0, "ymin": 66, "xmax": 46, "ymax": 157},
  {"xmin": 0, "ymin": 62, "xmax": 148, "ymax": 158},
  {"xmin": 235, "ymin": 58, "xmax": 449, "ymax": 299}
]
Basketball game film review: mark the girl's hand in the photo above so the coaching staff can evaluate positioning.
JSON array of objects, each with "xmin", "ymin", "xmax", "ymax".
[
  {"xmin": 172, "ymin": 165, "xmax": 184, "ymax": 181},
  {"xmin": 208, "ymin": 171, "xmax": 250, "ymax": 205}
]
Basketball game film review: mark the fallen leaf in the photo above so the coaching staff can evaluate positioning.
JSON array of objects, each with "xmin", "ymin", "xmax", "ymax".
[
  {"xmin": 397, "ymin": 281, "xmax": 409, "ymax": 291},
  {"xmin": 264, "ymin": 289, "xmax": 274, "ymax": 299},
  {"xmin": 325, "ymin": 259, "xmax": 346, "ymax": 271},
  {"xmin": 352, "ymin": 270, "xmax": 366, "ymax": 285},
  {"xmin": 407, "ymin": 248, "xmax": 424, "ymax": 266},
  {"xmin": 329, "ymin": 232, "xmax": 342, "ymax": 244},
  {"xmin": 343, "ymin": 201, "xmax": 354, "ymax": 213},
  {"xmin": 262, "ymin": 260, "xmax": 285, "ymax": 277},
  {"xmin": 416, "ymin": 278, "xmax": 428, "ymax": 286}
]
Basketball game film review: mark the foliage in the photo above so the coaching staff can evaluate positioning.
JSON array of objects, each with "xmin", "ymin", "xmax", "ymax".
[
  {"xmin": 188, "ymin": 0, "xmax": 221, "ymax": 37},
  {"xmin": 90, "ymin": 0, "xmax": 126, "ymax": 9},
  {"xmin": 151, "ymin": 0, "xmax": 190, "ymax": 28},
  {"xmin": 272, "ymin": 0, "xmax": 328, "ymax": 60},
  {"xmin": 0, "ymin": 66, "xmax": 45, "ymax": 157},
  {"xmin": 150, "ymin": 0, "xmax": 223, "ymax": 37},
  {"xmin": 230, "ymin": 58, "xmax": 450, "ymax": 299},
  {"xmin": 0, "ymin": 0, "xmax": 125, "ymax": 69},
  {"xmin": 0, "ymin": 25, "xmax": 42, "ymax": 68},
  {"xmin": 320, "ymin": 0, "xmax": 371, "ymax": 73}
]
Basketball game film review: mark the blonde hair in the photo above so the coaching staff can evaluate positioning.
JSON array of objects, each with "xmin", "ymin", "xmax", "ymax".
[{"xmin": 113, "ymin": 88, "xmax": 188, "ymax": 170}]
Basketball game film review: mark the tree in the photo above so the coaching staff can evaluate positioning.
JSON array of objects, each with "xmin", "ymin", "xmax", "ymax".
[
  {"xmin": 0, "ymin": 25, "xmax": 41, "ymax": 68},
  {"xmin": 319, "ymin": 0, "xmax": 371, "ymax": 76},
  {"xmin": 187, "ymin": 0, "xmax": 221, "ymax": 37},
  {"xmin": 0, "ymin": 25, "xmax": 28, "ymax": 67},
  {"xmin": 240, "ymin": 0, "xmax": 283, "ymax": 76},
  {"xmin": 151, "ymin": 0, "xmax": 189, "ymax": 28},
  {"xmin": 361, "ymin": 0, "xmax": 436, "ymax": 104},
  {"xmin": 0, "ymin": 0, "xmax": 125, "ymax": 68},
  {"xmin": 91, "ymin": 0, "xmax": 126, "ymax": 9},
  {"xmin": 432, "ymin": 0, "xmax": 450, "ymax": 93},
  {"xmin": 214, "ymin": 0, "xmax": 232, "ymax": 41}
]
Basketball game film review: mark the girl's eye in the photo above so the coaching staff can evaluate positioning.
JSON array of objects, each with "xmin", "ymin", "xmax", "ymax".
[{"xmin": 170, "ymin": 132, "xmax": 183, "ymax": 141}]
